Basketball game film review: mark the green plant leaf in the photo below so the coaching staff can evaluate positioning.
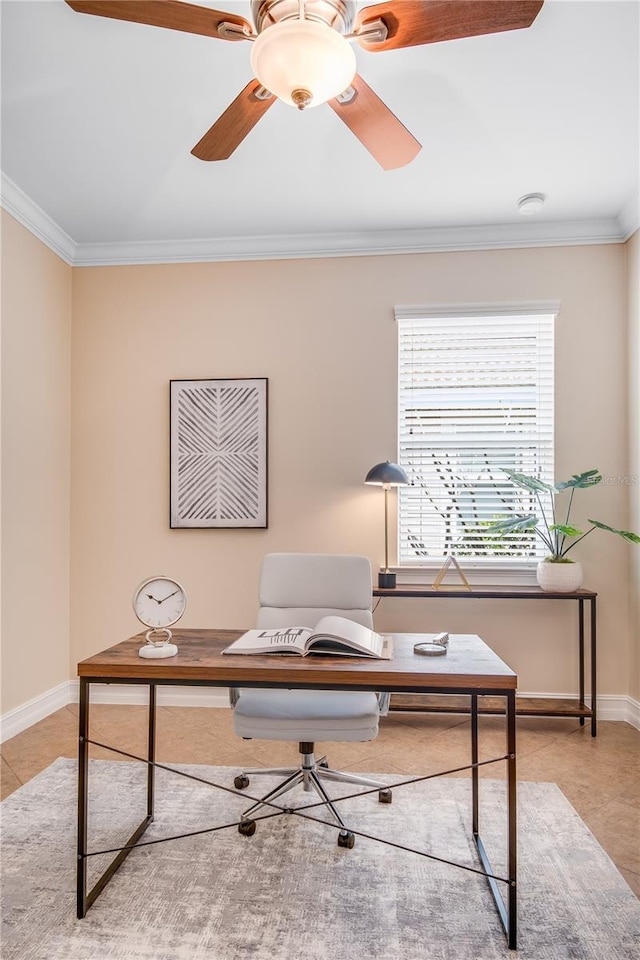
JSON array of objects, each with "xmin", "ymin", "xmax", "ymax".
[
  {"xmin": 485, "ymin": 514, "xmax": 539, "ymax": 534},
  {"xmin": 588, "ymin": 519, "xmax": 640, "ymax": 544},
  {"xmin": 500, "ymin": 469, "xmax": 555, "ymax": 493},
  {"xmin": 549, "ymin": 524, "xmax": 583, "ymax": 537},
  {"xmin": 555, "ymin": 469, "xmax": 602, "ymax": 491}
]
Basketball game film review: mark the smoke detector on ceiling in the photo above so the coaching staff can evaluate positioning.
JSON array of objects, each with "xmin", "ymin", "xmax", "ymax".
[{"xmin": 518, "ymin": 193, "xmax": 546, "ymax": 216}]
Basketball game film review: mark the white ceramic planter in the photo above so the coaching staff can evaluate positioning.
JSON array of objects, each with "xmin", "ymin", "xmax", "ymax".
[{"xmin": 536, "ymin": 559, "xmax": 583, "ymax": 593}]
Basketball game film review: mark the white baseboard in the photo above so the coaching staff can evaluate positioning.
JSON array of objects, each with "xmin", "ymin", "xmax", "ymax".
[
  {"xmin": 2, "ymin": 683, "xmax": 639, "ymax": 744},
  {"xmin": 0, "ymin": 682, "xmax": 230, "ymax": 743},
  {"xmin": 613, "ymin": 695, "xmax": 640, "ymax": 729},
  {"xmin": 68, "ymin": 683, "xmax": 231, "ymax": 710},
  {"xmin": 0, "ymin": 681, "xmax": 73, "ymax": 744}
]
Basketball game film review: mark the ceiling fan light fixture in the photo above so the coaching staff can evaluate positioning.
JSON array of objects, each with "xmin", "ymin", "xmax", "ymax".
[{"xmin": 250, "ymin": 18, "xmax": 356, "ymax": 109}]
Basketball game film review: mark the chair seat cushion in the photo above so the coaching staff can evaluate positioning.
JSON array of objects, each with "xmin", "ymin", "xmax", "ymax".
[{"xmin": 233, "ymin": 689, "xmax": 380, "ymax": 742}]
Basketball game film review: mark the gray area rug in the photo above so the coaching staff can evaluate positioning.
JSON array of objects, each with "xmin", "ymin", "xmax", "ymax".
[{"xmin": 1, "ymin": 758, "xmax": 639, "ymax": 960}]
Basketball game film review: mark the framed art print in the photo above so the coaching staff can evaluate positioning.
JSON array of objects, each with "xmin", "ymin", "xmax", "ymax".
[{"xmin": 170, "ymin": 378, "xmax": 268, "ymax": 528}]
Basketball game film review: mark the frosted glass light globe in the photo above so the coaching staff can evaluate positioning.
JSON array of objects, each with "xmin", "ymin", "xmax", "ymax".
[{"xmin": 250, "ymin": 18, "xmax": 356, "ymax": 109}]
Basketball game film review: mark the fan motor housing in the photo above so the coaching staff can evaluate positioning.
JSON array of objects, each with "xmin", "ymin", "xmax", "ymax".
[{"xmin": 251, "ymin": 0, "xmax": 355, "ymax": 35}]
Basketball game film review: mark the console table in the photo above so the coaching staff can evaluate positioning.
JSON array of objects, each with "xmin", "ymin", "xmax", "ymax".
[{"xmin": 374, "ymin": 584, "xmax": 597, "ymax": 736}]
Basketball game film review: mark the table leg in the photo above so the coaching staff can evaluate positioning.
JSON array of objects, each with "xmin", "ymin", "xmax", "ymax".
[
  {"xmin": 147, "ymin": 683, "xmax": 156, "ymax": 820},
  {"xmin": 76, "ymin": 679, "xmax": 156, "ymax": 917},
  {"xmin": 506, "ymin": 689, "xmax": 518, "ymax": 949},
  {"xmin": 472, "ymin": 690, "xmax": 517, "ymax": 949},
  {"xmin": 77, "ymin": 678, "xmax": 89, "ymax": 919},
  {"xmin": 590, "ymin": 598, "xmax": 597, "ymax": 737},
  {"xmin": 471, "ymin": 693, "xmax": 479, "ymax": 835},
  {"xmin": 578, "ymin": 599, "xmax": 585, "ymax": 726}
]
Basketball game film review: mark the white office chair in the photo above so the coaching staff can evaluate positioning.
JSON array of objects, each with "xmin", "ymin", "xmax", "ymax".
[{"xmin": 232, "ymin": 553, "xmax": 392, "ymax": 848}]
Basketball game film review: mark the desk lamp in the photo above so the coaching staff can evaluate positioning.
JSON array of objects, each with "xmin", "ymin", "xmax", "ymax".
[{"xmin": 365, "ymin": 460, "xmax": 408, "ymax": 588}]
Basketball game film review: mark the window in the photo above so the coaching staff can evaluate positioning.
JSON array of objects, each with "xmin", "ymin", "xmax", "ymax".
[{"xmin": 396, "ymin": 304, "xmax": 556, "ymax": 569}]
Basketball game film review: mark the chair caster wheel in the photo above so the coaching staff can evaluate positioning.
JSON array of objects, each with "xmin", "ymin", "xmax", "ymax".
[
  {"xmin": 234, "ymin": 775, "xmax": 250, "ymax": 790},
  {"xmin": 337, "ymin": 831, "xmax": 355, "ymax": 849},
  {"xmin": 378, "ymin": 788, "xmax": 392, "ymax": 804},
  {"xmin": 238, "ymin": 819, "xmax": 256, "ymax": 837}
]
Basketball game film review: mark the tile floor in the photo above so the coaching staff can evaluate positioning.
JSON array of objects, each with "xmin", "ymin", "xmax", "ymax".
[{"xmin": 2, "ymin": 704, "xmax": 639, "ymax": 896}]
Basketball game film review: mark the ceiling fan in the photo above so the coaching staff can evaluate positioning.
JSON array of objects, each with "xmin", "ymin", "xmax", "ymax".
[{"xmin": 65, "ymin": 0, "xmax": 544, "ymax": 170}]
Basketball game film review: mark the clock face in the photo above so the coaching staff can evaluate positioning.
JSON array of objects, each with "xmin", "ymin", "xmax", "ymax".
[{"xmin": 133, "ymin": 577, "xmax": 186, "ymax": 629}]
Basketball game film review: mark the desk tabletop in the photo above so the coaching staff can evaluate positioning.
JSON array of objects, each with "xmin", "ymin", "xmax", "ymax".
[{"xmin": 77, "ymin": 630, "xmax": 516, "ymax": 692}]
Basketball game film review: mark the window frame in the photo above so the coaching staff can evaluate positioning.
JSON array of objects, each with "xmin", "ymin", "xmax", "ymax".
[{"xmin": 394, "ymin": 301, "xmax": 559, "ymax": 585}]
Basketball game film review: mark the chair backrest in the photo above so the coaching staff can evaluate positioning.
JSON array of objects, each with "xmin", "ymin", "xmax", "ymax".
[{"xmin": 256, "ymin": 553, "xmax": 373, "ymax": 629}]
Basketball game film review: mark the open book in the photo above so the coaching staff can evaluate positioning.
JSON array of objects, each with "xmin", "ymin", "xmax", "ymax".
[{"xmin": 222, "ymin": 615, "xmax": 393, "ymax": 660}]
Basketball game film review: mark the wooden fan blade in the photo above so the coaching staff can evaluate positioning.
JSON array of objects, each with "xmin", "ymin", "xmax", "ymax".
[
  {"xmin": 329, "ymin": 75, "xmax": 421, "ymax": 171},
  {"xmin": 355, "ymin": 0, "xmax": 543, "ymax": 52},
  {"xmin": 191, "ymin": 81, "xmax": 275, "ymax": 161},
  {"xmin": 65, "ymin": 1, "xmax": 252, "ymax": 41}
]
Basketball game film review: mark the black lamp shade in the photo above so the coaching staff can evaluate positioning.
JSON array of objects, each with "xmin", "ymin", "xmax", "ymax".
[{"xmin": 364, "ymin": 461, "xmax": 408, "ymax": 485}]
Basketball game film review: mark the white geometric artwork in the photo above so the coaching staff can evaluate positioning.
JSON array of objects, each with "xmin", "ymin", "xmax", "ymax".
[{"xmin": 170, "ymin": 379, "xmax": 268, "ymax": 528}]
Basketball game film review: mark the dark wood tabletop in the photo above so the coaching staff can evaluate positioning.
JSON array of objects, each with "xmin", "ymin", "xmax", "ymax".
[
  {"xmin": 374, "ymin": 584, "xmax": 597, "ymax": 599},
  {"xmin": 77, "ymin": 629, "xmax": 517, "ymax": 692}
]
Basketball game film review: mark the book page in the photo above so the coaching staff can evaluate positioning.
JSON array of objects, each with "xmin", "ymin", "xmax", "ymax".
[
  {"xmin": 309, "ymin": 615, "xmax": 387, "ymax": 658},
  {"xmin": 222, "ymin": 627, "xmax": 312, "ymax": 655}
]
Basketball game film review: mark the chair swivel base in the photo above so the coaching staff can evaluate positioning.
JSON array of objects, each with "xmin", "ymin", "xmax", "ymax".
[{"xmin": 234, "ymin": 742, "xmax": 392, "ymax": 848}]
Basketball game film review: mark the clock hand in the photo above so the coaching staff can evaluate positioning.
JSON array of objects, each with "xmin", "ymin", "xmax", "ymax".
[
  {"xmin": 158, "ymin": 589, "xmax": 180, "ymax": 604},
  {"xmin": 146, "ymin": 593, "xmax": 162, "ymax": 604}
]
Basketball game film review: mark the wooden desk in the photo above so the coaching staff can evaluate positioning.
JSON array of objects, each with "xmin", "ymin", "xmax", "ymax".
[
  {"xmin": 374, "ymin": 584, "xmax": 597, "ymax": 736},
  {"xmin": 77, "ymin": 630, "xmax": 518, "ymax": 947}
]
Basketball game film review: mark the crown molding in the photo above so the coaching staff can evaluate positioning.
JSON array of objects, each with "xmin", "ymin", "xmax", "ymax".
[
  {"xmin": 71, "ymin": 218, "xmax": 629, "ymax": 266},
  {"xmin": 1, "ymin": 171, "xmax": 634, "ymax": 266},
  {"xmin": 1, "ymin": 173, "xmax": 76, "ymax": 265},
  {"xmin": 618, "ymin": 191, "xmax": 640, "ymax": 240}
]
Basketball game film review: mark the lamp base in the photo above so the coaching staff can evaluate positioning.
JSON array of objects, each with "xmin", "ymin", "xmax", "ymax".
[{"xmin": 378, "ymin": 571, "xmax": 396, "ymax": 589}]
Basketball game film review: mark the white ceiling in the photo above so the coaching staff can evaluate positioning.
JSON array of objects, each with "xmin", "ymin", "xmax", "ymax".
[{"xmin": 1, "ymin": 0, "xmax": 639, "ymax": 264}]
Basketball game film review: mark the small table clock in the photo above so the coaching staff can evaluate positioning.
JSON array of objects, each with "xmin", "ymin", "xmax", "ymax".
[{"xmin": 133, "ymin": 576, "xmax": 186, "ymax": 659}]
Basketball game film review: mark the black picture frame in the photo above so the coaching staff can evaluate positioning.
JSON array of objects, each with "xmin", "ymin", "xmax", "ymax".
[{"xmin": 170, "ymin": 378, "xmax": 268, "ymax": 528}]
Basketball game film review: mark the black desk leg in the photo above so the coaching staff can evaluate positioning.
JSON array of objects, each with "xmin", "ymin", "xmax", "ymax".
[
  {"xmin": 471, "ymin": 691, "xmax": 517, "ymax": 950},
  {"xmin": 578, "ymin": 599, "xmax": 585, "ymax": 726},
  {"xmin": 506, "ymin": 689, "xmax": 518, "ymax": 950},
  {"xmin": 590, "ymin": 598, "xmax": 597, "ymax": 737},
  {"xmin": 77, "ymin": 678, "xmax": 89, "ymax": 919},
  {"xmin": 147, "ymin": 683, "xmax": 157, "ymax": 820},
  {"xmin": 471, "ymin": 694, "xmax": 479, "ymax": 835},
  {"xmin": 76, "ymin": 679, "xmax": 155, "ymax": 917}
]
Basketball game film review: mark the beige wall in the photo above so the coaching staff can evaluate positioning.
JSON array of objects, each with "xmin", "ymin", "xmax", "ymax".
[
  {"xmin": 1, "ymin": 223, "xmax": 636, "ymax": 718},
  {"xmin": 627, "ymin": 230, "xmax": 640, "ymax": 700},
  {"xmin": 70, "ymin": 243, "xmax": 636, "ymax": 699},
  {"xmin": 1, "ymin": 211, "xmax": 72, "ymax": 714}
]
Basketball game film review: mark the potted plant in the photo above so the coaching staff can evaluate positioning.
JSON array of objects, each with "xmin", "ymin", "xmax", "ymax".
[{"xmin": 487, "ymin": 468, "xmax": 640, "ymax": 592}]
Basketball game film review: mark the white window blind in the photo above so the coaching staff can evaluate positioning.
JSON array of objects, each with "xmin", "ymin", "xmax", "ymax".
[{"xmin": 397, "ymin": 308, "xmax": 555, "ymax": 567}]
